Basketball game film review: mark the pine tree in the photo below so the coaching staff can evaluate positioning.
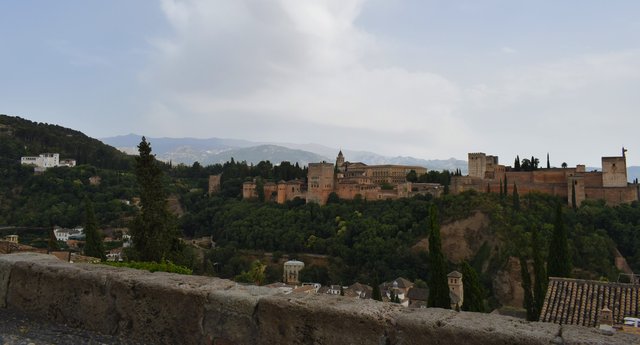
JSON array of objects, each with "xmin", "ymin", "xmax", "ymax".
[
  {"xmin": 547, "ymin": 203, "xmax": 571, "ymax": 277},
  {"xmin": 460, "ymin": 262, "xmax": 486, "ymax": 312},
  {"xmin": 83, "ymin": 198, "xmax": 105, "ymax": 260},
  {"xmin": 532, "ymin": 226, "xmax": 547, "ymax": 320},
  {"xmin": 512, "ymin": 183, "xmax": 520, "ymax": 211},
  {"xmin": 130, "ymin": 137, "xmax": 180, "ymax": 262},
  {"xmin": 427, "ymin": 205, "xmax": 451, "ymax": 309},
  {"xmin": 519, "ymin": 256, "xmax": 537, "ymax": 321}
]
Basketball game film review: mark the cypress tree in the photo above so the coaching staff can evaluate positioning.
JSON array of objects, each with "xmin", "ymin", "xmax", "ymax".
[
  {"xmin": 512, "ymin": 183, "xmax": 520, "ymax": 211},
  {"xmin": 256, "ymin": 178, "xmax": 265, "ymax": 202},
  {"xmin": 372, "ymin": 283, "xmax": 382, "ymax": 301},
  {"xmin": 130, "ymin": 137, "xmax": 180, "ymax": 262},
  {"xmin": 83, "ymin": 198, "xmax": 105, "ymax": 260},
  {"xmin": 532, "ymin": 227, "xmax": 547, "ymax": 319},
  {"xmin": 503, "ymin": 175, "xmax": 508, "ymax": 196},
  {"xmin": 427, "ymin": 205, "xmax": 451, "ymax": 309},
  {"xmin": 460, "ymin": 261, "xmax": 486, "ymax": 312},
  {"xmin": 547, "ymin": 204, "xmax": 571, "ymax": 278},
  {"xmin": 546, "ymin": 153, "xmax": 551, "ymax": 169},
  {"xmin": 519, "ymin": 256, "xmax": 537, "ymax": 321},
  {"xmin": 48, "ymin": 228, "xmax": 60, "ymax": 252},
  {"xmin": 486, "ymin": 183, "xmax": 490, "ymax": 194},
  {"xmin": 514, "ymin": 156, "xmax": 521, "ymax": 171}
]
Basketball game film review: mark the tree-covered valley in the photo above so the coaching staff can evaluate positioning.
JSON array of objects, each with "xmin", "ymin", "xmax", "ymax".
[{"xmin": 2, "ymin": 115, "xmax": 640, "ymax": 312}]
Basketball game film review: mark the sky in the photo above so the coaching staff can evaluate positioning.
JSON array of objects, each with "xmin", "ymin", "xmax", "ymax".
[{"xmin": 1, "ymin": 0, "xmax": 639, "ymax": 167}]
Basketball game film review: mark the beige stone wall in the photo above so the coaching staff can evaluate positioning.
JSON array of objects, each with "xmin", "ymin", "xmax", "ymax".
[
  {"xmin": 208, "ymin": 174, "xmax": 222, "ymax": 195},
  {"xmin": 0, "ymin": 253, "xmax": 635, "ymax": 345},
  {"xmin": 242, "ymin": 181, "xmax": 257, "ymax": 200},
  {"xmin": 602, "ymin": 157, "xmax": 628, "ymax": 187}
]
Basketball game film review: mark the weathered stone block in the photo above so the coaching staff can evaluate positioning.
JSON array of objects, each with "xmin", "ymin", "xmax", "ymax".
[{"xmin": 256, "ymin": 293, "xmax": 402, "ymax": 345}]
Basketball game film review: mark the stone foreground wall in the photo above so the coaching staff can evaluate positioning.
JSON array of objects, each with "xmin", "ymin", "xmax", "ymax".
[{"xmin": 0, "ymin": 253, "xmax": 637, "ymax": 345}]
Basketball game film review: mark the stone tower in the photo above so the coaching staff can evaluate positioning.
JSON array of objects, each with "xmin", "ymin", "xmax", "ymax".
[
  {"xmin": 306, "ymin": 162, "xmax": 336, "ymax": 205},
  {"xmin": 283, "ymin": 260, "xmax": 305, "ymax": 285},
  {"xmin": 336, "ymin": 150, "xmax": 345, "ymax": 172},
  {"xmin": 468, "ymin": 153, "xmax": 487, "ymax": 179},
  {"xmin": 602, "ymin": 151, "xmax": 628, "ymax": 188},
  {"xmin": 448, "ymin": 271, "xmax": 464, "ymax": 309},
  {"xmin": 567, "ymin": 170, "xmax": 585, "ymax": 208}
]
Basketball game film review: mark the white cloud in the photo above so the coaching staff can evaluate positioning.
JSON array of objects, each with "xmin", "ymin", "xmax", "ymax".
[
  {"xmin": 139, "ymin": 0, "xmax": 471, "ymax": 157},
  {"xmin": 138, "ymin": 1, "xmax": 640, "ymax": 164}
]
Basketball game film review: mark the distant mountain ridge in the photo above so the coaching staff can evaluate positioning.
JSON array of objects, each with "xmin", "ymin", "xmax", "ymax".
[{"xmin": 100, "ymin": 134, "xmax": 468, "ymax": 172}]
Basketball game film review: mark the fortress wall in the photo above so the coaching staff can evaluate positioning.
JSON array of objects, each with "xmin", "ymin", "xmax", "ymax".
[
  {"xmin": 0, "ymin": 253, "xmax": 636, "ymax": 345},
  {"xmin": 584, "ymin": 172, "xmax": 604, "ymax": 187},
  {"xmin": 531, "ymin": 170, "xmax": 570, "ymax": 184}
]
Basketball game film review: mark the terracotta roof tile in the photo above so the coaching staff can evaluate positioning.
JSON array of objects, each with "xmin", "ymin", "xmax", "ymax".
[{"xmin": 540, "ymin": 277, "xmax": 640, "ymax": 327}]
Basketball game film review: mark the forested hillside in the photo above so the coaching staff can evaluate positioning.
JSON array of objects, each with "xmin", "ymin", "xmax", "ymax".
[
  {"xmin": 2, "ymin": 117, "xmax": 640, "ymax": 311},
  {"xmin": 0, "ymin": 115, "xmax": 132, "ymax": 170}
]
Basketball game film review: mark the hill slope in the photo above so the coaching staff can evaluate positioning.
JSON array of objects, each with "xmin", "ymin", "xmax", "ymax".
[{"xmin": 0, "ymin": 115, "xmax": 132, "ymax": 169}]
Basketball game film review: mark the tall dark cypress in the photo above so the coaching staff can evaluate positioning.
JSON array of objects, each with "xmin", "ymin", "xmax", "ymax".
[
  {"xmin": 512, "ymin": 183, "xmax": 520, "ymax": 211},
  {"xmin": 460, "ymin": 262, "xmax": 486, "ymax": 312},
  {"xmin": 519, "ymin": 256, "xmax": 537, "ymax": 321},
  {"xmin": 83, "ymin": 198, "xmax": 105, "ymax": 260},
  {"xmin": 546, "ymin": 153, "xmax": 551, "ymax": 169},
  {"xmin": 130, "ymin": 137, "xmax": 180, "ymax": 262},
  {"xmin": 503, "ymin": 175, "xmax": 508, "ymax": 196},
  {"xmin": 427, "ymin": 205, "xmax": 451, "ymax": 309},
  {"xmin": 532, "ymin": 227, "xmax": 547, "ymax": 320},
  {"xmin": 514, "ymin": 156, "xmax": 521, "ymax": 171},
  {"xmin": 547, "ymin": 204, "xmax": 571, "ymax": 277}
]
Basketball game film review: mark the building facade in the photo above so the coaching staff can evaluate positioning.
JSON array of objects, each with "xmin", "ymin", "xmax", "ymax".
[
  {"xmin": 242, "ymin": 152, "xmax": 440, "ymax": 205},
  {"xmin": 451, "ymin": 149, "xmax": 639, "ymax": 206},
  {"xmin": 21, "ymin": 153, "xmax": 76, "ymax": 172}
]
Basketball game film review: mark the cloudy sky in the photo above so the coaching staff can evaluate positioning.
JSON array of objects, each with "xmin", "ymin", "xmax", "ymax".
[{"xmin": 1, "ymin": 1, "xmax": 639, "ymax": 166}]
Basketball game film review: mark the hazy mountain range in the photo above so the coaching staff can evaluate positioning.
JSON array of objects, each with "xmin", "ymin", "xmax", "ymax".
[
  {"xmin": 101, "ymin": 134, "xmax": 468, "ymax": 172},
  {"xmin": 100, "ymin": 134, "xmax": 640, "ymax": 181}
]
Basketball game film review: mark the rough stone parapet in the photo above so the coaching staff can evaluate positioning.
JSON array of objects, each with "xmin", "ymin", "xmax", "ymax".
[{"xmin": 0, "ymin": 253, "xmax": 638, "ymax": 345}]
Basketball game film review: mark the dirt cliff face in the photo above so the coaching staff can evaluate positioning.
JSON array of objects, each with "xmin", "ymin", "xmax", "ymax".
[
  {"xmin": 412, "ymin": 211, "xmax": 526, "ymax": 308},
  {"xmin": 412, "ymin": 211, "xmax": 492, "ymax": 263},
  {"xmin": 493, "ymin": 256, "xmax": 525, "ymax": 308}
]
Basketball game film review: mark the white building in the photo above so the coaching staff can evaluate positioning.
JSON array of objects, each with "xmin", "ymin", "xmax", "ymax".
[
  {"xmin": 53, "ymin": 226, "xmax": 84, "ymax": 242},
  {"xmin": 21, "ymin": 153, "xmax": 76, "ymax": 172}
]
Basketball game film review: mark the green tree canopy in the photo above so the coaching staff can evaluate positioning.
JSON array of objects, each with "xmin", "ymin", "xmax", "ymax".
[{"xmin": 129, "ymin": 137, "xmax": 180, "ymax": 262}]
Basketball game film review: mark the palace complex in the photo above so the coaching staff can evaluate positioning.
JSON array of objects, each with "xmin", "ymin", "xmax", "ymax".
[
  {"xmin": 451, "ymin": 148, "xmax": 639, "ymax": 206},
  {"xmin": 241, "ymin": 151, "xmax": 442, "ymax": 205}
]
